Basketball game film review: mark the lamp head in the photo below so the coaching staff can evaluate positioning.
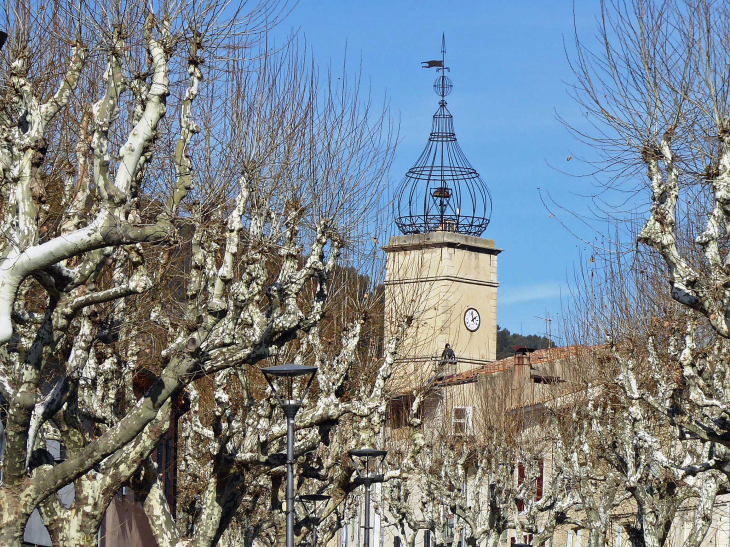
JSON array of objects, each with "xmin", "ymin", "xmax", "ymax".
[
  {"xmin": 261, "ymin": 364, "xmax": 318, "ymax": 414},
  {"xmin": 299, "ymin": 493, "xmax": 331, "ymax": 521},
  {"xmin": 348, "ymin": 448, "xmax": 388, "ymax": 484},
  {"xmin": 0, "ymin": 31, "xmax": 7, "ymax": 50},
  {"xmin": 299, "ymin": 494, "xmax": 331, "ymax": 503}
]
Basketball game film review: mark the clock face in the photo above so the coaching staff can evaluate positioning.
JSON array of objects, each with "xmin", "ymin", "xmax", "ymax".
[{"xmin": 464, "ymin": 308, "xmax": 480, "ymax": 332}]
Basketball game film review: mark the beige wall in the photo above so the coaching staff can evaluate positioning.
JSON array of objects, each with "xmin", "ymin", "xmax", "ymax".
[{"xmin": 383, "ymin": 232, "xmax": 501, "ymax": 389}]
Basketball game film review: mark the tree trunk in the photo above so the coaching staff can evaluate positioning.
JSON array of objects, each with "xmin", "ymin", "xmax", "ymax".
[
  {"xmin": 41, "ymin": 477, "xmax": 105, "ymax": 547},
  {"xmin": 485, "ymin": 531, "xmax": 501, "ymax": 547},
  {"xmin": 588, "ymin": 529, "xmax": 607, "ymax": 547},
  {"xmin": 642, "ymin": 532, "xmax": 662, "ymax": 547},
  {"xmin": 0, "ymin": 489, "xmax": 30, "ymax": 547},
  {"xmin": 0, "ymin": 488, "xmax": 30, "ymax": 547},
  {"xmin": 53, "ymin": 506, "xmax": 104, "ymax": 547}
]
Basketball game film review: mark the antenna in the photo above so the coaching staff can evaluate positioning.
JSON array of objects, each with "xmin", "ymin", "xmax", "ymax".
[{"xmin": 535, "ymin": 314, "xmax": 553, "ymax": 348}]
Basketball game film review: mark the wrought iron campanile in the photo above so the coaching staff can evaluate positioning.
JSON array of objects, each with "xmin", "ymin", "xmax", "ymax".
[{"xmin": 395, "ymin": 35, "xmax": 492, "ymax": 237}]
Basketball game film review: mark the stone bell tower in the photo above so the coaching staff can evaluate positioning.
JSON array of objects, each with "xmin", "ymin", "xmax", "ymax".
[{"xmin": 385, "ymin": 36, "xmax": 500, "ymax": 389}]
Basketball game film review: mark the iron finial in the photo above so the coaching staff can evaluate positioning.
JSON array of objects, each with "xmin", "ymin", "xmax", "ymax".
[{"xmin": 395, "ymin": 35, "xmax": 492, "ymax": 237}]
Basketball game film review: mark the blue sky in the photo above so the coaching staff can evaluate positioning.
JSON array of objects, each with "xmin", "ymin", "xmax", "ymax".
[{"xmin": 275, "ymin": 0, "xmax": 606, "ymax": 341}]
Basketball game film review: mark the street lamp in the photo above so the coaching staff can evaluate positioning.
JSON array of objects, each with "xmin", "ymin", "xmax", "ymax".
[
  {"xmin": 261, "ymin": 364, "xmax": 318, "ymax": 547},
  {"xmin": 0, "ymin": 31, "xmax": 7, "ymax": 50},
  {"xmin": 299, "ymin": 493, "xmax": 331, "ymax": 547},
  {"xmin": 348, "ymin": 448, "xmax": 388, "ymax": 547}
]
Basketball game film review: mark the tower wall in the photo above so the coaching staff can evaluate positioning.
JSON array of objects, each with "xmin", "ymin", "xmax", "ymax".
[{"xmin": 383, "ymin": 232, "xmax": 500, "ymax": 390}]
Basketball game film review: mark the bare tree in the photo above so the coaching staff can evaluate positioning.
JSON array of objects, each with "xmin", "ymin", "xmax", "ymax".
[
  {"xmin": 134, "ymin": 315, "xmax": 410, "ymax": 546},
  {"xmin": 378, "ymin": 369, "xmax": 576, "ymax": 547},
  {"xmin": 565, "ymin": 0, "xmax": 730, "ymax": 453},
  {"xmin": 559, "ymin": 1, "xmax": 730, "ymax": 544},
  {"xmin": 563, "ymin": 243, "xmax": 727, "ymax": 547},
  {"xmin": 0, "ymin": 1, "xmax": 397, "ymax": 545}
]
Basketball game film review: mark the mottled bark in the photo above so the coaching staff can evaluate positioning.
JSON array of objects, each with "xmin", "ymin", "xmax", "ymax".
[
  {"xmin": 0, "ymin": 2, "xmax": 395, "ymax": 544},
  {"xmin": 566, "ymin": 0, "xmax": 730, "ymax": 515},
  {"xmin": 38, "ymin": 399, "xmax": 172, "ymax": 547},
  {"xmin": 137, "ymin": 316, "xmax": 410, "ymax": 547}
]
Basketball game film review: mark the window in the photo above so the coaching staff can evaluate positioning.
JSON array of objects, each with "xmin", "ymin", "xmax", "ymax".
[
  {"xmin": 453, "ymin": 406, "xmax": 472, "ymax": 435},
  {"xmin": 531, "ymin": 375, "xmax": 561, "ymax": 384},
  {"xmin": 388, "ymin": 396, "xmax": 415, "ymax": 429},
  {"xmin": 516, "ymin": 458, "xmax": 544, "ymax": 510},
  {"xmin": 615, "ymin": 525, "xmax": 622, "ymax": 547}
]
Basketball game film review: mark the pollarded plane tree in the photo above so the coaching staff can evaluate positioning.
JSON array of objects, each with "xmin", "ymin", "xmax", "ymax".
[
  {"xmin": 121, "ymin": 38, "xmax": 401, "ymax": 547},
  {"xmin": 252, "ymin": 265, "xmax": 427, "ymax": 547},
  {"xmin": 443, "ymin": 356, "xmax": 578, "ymax": 547},
  {"xmin": 377, "ymin": 386, "xmax": 518, "ymax": 547},
  {"xmin": 482, "ymin": 407, "xmax": 577, "ymax": 546},
  {"xmin": 531, "ymin": 374, "xmax": 722, "ymax": 547},
  {"xmin": 567, "ymin": 0, "xmax": 730, "ymax": 456},
  {"xmin": 214, "ymin": 266, "xmax": 417, "ymax": 547},
  {"xmin": 438, "ymin": 430, "xmax": 524, "ymax": 547},
  {"xmin": 0, "ymin": 1, "xmax": 396, "ymax": 545},
  {"xmin": 550, "ymin": 397, "xmax": 630, "ymax": 547},
  {"xmin": 137, "ymin": 309, "xmax": 411, "ymax": 547},
  {"xmin": 377, "ymin": 374, "xmax": 575, "ymax": 547},
  {"xmin": 290, "ymin": 316, "xmax": 418, "ymax": 547},
  {"xmin": 335, "ymin": 383, "xmax": 512, "ymax": 547},
  {"xmin": 565, "ymin": 243, "xmax": 729, "ymax": 547},
  {"xmin": 592, "ymin": 373, "xmax": 728, "ymax": 547},
  {"xmin": 295, "ymin": 375, "xmax": 437, "ymax": 547},
  {"xmin": 378, "ymin": 387, "xmax": 438, "ymax": 547}
]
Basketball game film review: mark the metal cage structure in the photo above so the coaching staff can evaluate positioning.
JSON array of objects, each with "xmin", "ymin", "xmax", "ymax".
[{"xmin": 395, "ymin": 38, "xmax": 492, "ymax": 237}]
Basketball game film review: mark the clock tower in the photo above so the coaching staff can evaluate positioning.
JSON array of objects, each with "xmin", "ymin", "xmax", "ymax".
[{"xmin": 384, "ymin": 37, "xmax": 500, "ymax": 388}]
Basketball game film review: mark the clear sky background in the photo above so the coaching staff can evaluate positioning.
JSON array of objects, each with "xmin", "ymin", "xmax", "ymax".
[{"xmin": 274, "ymin": 0, "xmax": 606, "ymax": 343}]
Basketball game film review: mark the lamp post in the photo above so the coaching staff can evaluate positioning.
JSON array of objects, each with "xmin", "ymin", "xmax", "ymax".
[
  {"xmin": 299, "ymin": 493, "xmax": 331, "ymax": 547},
  {"xmin": 348, "ymin": 448, "xmax": 387, "ymax": 547},
  {"xmin": 261, "ymin": 364, "xmax": 318, "ymax": 547}
]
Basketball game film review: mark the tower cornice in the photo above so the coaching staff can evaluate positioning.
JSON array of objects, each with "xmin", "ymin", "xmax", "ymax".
[{"xmin": 382, "ymin": 232, "xmax": 502, "ymax": 255}]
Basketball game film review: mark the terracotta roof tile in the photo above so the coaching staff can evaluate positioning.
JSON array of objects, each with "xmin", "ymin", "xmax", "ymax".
[{"xmin": 435, "ymin": 345, "xmax": 589, "ymax": 387}]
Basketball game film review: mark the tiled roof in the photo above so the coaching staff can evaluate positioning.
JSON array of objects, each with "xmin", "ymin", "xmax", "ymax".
[
  {"xmin": 500, "ymin": 345, "xmax": 590, "ymax": 367},
  {"xmin": 435, "ymin": 361, "xmax": 511, "ymax": 386},
  {"xmin": 435, "ymin": 345, "xmax": 590, "ymax": 387}
]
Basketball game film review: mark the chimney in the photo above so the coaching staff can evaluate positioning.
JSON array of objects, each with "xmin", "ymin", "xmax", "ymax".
[
  {"xmin": 512, "ymin": 346, "xmax": 534, "ymax": 383},
  {"xmin": 514, "ymin": 347, "xmax": 531, "ymax": 366}
]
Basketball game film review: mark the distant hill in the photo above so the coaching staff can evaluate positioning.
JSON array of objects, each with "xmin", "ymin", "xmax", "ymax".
[{"xmin": 496, "ymin": 326, "xmax": 552, "ymax": 360}]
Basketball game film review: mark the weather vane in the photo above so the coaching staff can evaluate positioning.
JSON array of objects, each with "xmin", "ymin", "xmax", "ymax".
[
  {"xmin": 422, "ymin": 34, "xmax": 453, "ymax": 98},
  {"xmin": 394, "ymin": 35, "xmax": 492, "ymax": 237}
]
